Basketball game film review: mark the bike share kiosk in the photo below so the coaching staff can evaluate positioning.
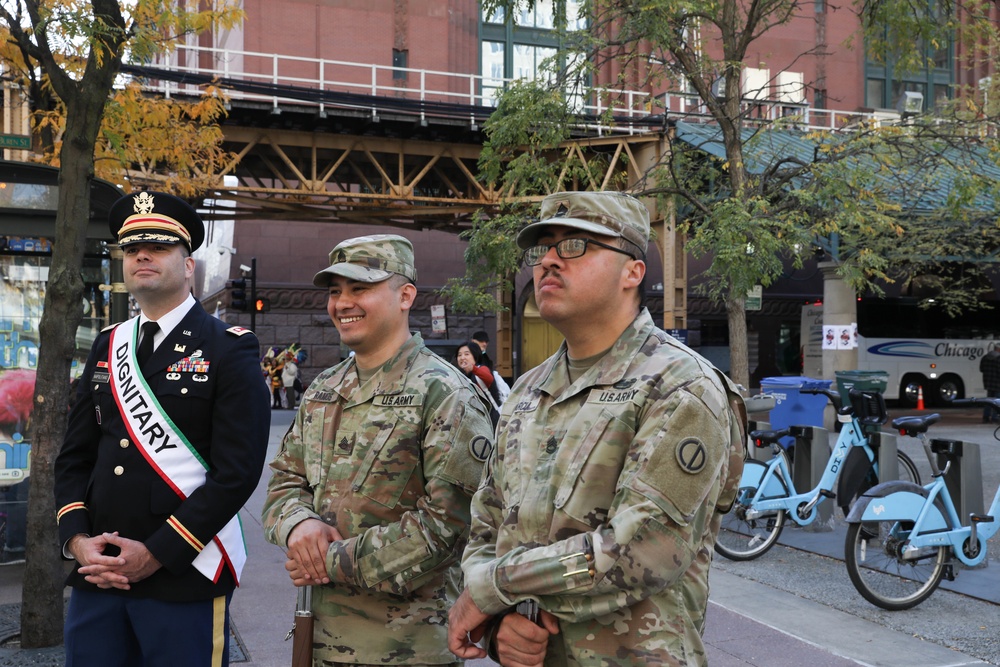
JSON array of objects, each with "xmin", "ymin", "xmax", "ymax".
[{"xmin": 930, "ymin": 438, "xmax": 984, "ymax": 522}]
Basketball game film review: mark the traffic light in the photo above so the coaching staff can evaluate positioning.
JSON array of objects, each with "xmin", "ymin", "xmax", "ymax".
[
  {"xmin": 254, "ymin": 297, "xmax": 271, "ymax": 313},
  {"xmin": 228, "ymin": 278, "xmax": 248, "ymax": 311}
]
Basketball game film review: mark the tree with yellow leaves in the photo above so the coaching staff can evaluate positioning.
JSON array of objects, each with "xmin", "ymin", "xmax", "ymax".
[{"xmin": 0, "ymin": 0, "xmax": 242, "ymax": 648}]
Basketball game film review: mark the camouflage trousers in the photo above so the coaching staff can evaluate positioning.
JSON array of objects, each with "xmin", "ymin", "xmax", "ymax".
[{"xmin": 323, "ymin": 663, "xmax": 461, "ymax": 667}]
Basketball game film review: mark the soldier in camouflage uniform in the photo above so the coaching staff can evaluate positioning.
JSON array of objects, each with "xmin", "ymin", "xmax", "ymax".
[
  {"xmin": 448, "ymin": 192, "xmax": 747, "ymax": 667},
  {"xmin": 262, "ymin": 235, "xmax": 493, "ymax": 666}
]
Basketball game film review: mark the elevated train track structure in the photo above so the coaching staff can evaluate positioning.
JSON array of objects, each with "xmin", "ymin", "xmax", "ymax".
[
  {"xmin": 125, "ymin": 45, "xmax": 675, "ymax": 232},
  {"xmin": 125, "ymin": 45, "xmax": 690, "ymax": 336},
  {"xmin": 121, "ymin": 43, "xmax": 896, "ymax": 349}
]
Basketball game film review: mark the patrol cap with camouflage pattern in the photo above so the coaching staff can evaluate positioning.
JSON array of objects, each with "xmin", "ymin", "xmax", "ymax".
[
  {"xmin": 313, "ymin": 234, "xmax": 417, "ymax": 287},
  {"xmin": 516, "ymin": 191, "xmax": 650, "ymax": 255}
]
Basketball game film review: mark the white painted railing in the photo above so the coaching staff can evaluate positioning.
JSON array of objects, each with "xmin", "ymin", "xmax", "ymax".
[{"xmin": 139, "ymin": 44, "xmax": 885, "ymax": 133}]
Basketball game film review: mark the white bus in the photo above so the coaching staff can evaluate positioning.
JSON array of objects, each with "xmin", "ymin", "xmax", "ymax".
[{"xmin": 802, "ymin": 298, "xmax": 1000, "ymax": 407}]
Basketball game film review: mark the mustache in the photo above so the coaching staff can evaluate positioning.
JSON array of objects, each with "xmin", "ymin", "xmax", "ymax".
[{"xmin": 538, "ymin": 268, "xmax": 563, "ymax": 285}]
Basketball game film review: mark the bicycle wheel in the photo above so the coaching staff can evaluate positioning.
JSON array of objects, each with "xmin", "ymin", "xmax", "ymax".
[
  {"xmin": 844, "ymin": 519, "xmax": 947, "ymax": 610},
  {"xmin": 895, "ymin": 451, "xmax": 921, "ymax": 486},
  {"xmin": 715, "ymin": 454, "xmax": 789, "ymax": 561}
]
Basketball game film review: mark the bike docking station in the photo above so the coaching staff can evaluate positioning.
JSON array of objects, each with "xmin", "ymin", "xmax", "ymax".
[
  {"xmin": 930, "ymin": 437, "xmax": 988, "ymax": 573},
  {"xmin": 717, "ymin": 386, "xmax": 926, "ymax": 563},
  {"xmin": 787, "ymin": 425, "xmax": 835, "ymax": 529},
  {"xmin": 930, "ymin": 438, "xmax": 985, "ymax": 524},
  {"xmin": 866, "ymin": 430, "xmax": 900, "ymax": 489}
]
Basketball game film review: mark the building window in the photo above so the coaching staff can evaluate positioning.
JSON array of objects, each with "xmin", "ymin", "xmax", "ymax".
[
  {"xmin": 864, "ymin": 16, "xmax": 952, "ymax": 111},
  {"xmin": 814, "ymin": 88, "xmax": 827, "ymax": 109},
  {"xmin": 866, "ymin": 78, "xmax": 886, "ymax": 109},
  {"xmin": 482, "ymin": 41, "xmax": 505, "ymax": 103},
  {"xmin": 392, "ymin": 49, "xmax": 408, "ymax": 81},
  {"xmin": 483, "ymin": 6, "xmax": 505, "ymax": 24},
  {"xmin": 479, "ymin": 1, "xmax": 585, "ymax": 105}
]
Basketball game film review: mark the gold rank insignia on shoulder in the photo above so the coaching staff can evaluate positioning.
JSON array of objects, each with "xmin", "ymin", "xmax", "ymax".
[{"xmin": 226, "ymin": 326, "xmax": 253, "ymax": 336}]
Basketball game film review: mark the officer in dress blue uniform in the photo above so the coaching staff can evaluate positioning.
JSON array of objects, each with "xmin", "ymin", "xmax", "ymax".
[{"xmin": 54, "ymin": 191, "xmax": 271, "ymax": 667}]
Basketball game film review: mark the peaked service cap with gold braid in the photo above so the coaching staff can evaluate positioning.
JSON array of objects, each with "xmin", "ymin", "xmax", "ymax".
[
  {"xmin": 516, "ymin": 191, "xmax": 650, "ymax": 255},
  {"xmin": 313, "ymin": 234, "xmax": 417, "ymax": 287},
  {"xmin": 109, "ymin": 191, "xmax": 205, "ymax": 252}
]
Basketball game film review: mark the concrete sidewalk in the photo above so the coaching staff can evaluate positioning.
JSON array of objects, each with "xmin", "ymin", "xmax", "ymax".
[{"xmin": 0, "ymin": 407, "xmax": 995, "ymax": 666}]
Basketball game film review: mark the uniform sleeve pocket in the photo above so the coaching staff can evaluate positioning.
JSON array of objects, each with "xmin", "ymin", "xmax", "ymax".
[{"xmin": 358, "ymin": 533, "xmax": 432, "ymax": 588}]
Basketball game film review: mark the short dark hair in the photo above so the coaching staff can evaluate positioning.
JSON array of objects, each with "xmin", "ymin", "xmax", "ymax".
[
  {"xmin": 471, "ymin": 331, "xmax": 489, "ymax": 344},
  {"xmin": 386, "ymin": 274, "xmax": 414, "ymax": 290}
]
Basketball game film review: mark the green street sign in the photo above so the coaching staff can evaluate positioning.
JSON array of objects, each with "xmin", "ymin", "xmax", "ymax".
[{"xmin": 0, "ymin": 134, "xmax": 31, "ymax": 150}]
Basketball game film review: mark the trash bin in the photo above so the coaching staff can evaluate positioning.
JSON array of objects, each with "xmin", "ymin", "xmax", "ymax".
[
  {"xmin": 759, "ymin": 376, "xmax": 832, "ymax": 448},
  {"xmin": 835, "ymin": 369, "xmax": 889, "ymax": 406}
]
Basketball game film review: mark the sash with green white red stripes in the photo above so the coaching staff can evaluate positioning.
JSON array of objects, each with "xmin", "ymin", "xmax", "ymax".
[{"xmin": 108, "ymin": 317, "xmax": 247, "ymax": 584}]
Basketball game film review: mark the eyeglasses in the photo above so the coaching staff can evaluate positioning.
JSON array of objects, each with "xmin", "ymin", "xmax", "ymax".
[{"xmin": 522, "ymin": 237, "xmax": 636, "ymax": 267}]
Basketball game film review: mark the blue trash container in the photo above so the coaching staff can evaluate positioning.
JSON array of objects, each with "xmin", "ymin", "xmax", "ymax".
[{"xmin": 759, "ymin": 376, "xmax": 832, "ymax": 448}]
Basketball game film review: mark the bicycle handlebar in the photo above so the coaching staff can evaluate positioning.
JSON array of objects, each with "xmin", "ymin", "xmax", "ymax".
[{"xmin": 801, "ymin": 387, "xmax": 844, "ymax": 412}]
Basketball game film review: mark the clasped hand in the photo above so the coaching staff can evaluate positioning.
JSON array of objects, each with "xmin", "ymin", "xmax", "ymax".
[
  {"xmin": 71, "ymin": 532, "xmax": 162, "ymax": 590},
  {"xmin": 284, "ymin": 518, "xmax": 342, "ymax": 586},
  {"xmin": 448, "ymin": 589, "xmax": 559, "ymax": 667}
]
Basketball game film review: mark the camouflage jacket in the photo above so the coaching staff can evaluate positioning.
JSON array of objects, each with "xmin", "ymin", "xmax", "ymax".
[
  {"xmin": 463, "ymin": 309, "xmax": 746, "ymax": 666},
  {"xmin": 262, "ymin": 334, "xmax": 493, "ymax": 665}
]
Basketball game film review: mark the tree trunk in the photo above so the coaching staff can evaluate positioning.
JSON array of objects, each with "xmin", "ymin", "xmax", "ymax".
[
  {"xmin": 20, "ymin": 86, "xmax": 112, "ymax": 649},
  {"xmin": 726, "ymin": 292, "xmax": 749, "ymax": 390}
]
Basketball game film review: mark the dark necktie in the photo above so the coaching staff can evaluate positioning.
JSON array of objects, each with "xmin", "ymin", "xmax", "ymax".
[{"xmin": 137, "ymin": 321, "xmax": 160, "ymax": 366}]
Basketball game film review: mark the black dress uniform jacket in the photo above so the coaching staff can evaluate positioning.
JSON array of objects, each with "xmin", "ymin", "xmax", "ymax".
[{"xmin": 55, "ymin": 303, "xmax": 270, "ymax": 602}]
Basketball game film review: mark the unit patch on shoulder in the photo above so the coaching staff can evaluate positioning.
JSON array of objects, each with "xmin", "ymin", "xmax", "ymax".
[
  {"xmin": 676, "ymin": 437, "xmax": 708, "ymax": 474},
  {"xmin": 226, "ymin": 326, "xmax": 253, "ymax": 336},
  {"xmin": 469, "ymin": 435, "xmax": 493, "ymax": 462}
]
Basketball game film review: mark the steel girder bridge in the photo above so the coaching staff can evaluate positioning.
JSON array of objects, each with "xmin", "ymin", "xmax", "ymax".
[{"xmin": 123, "ymin": 50, "xmax": 687, "ymax": 330}]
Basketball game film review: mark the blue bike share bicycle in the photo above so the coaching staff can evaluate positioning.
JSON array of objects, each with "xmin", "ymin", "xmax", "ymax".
[
  {"xmin": 844, "ymin": 397, "xmax": 1000, "ymax": 610},
  {"xmin": 715, "ymin": 388, "xmax": 920, "ymax": 561}
]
